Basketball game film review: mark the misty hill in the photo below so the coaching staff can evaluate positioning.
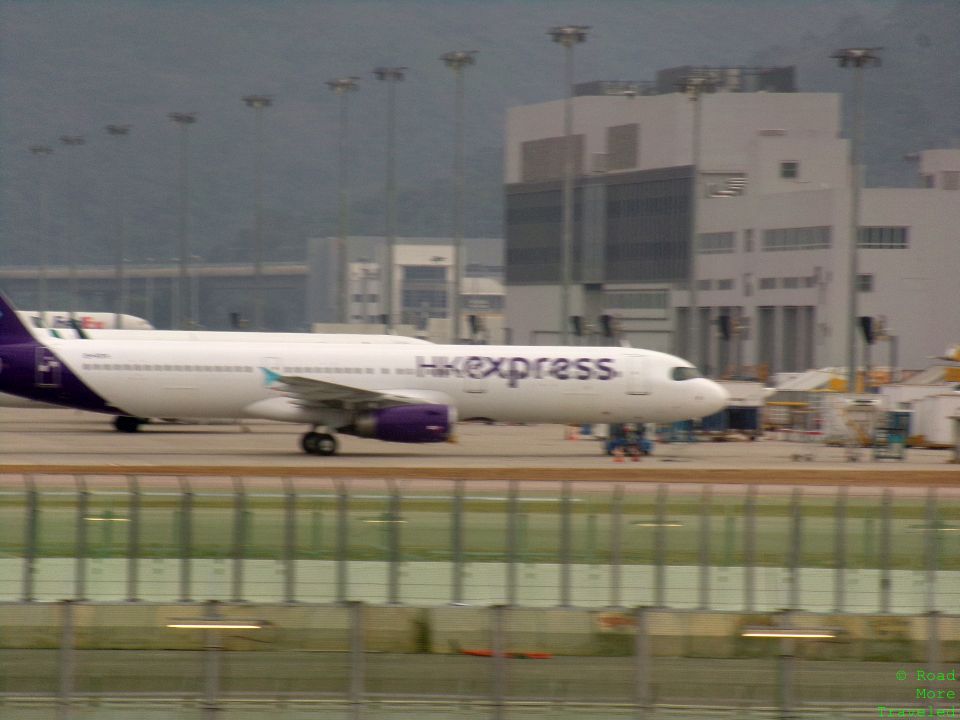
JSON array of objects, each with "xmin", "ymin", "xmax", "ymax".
[{"xmin": 1, "ymin": 0, "xmax": 956, "ymax": 269}]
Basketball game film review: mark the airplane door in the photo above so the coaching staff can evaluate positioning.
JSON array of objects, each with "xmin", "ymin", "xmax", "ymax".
[
  {"xmin": 463, "ymin": 371, "xmax": 487, "ymax": 394},
  {"xmin": 35, "ymin": 347, "xmax": 62, "ymax": 388},
  {"xmin": 624, "ymin": 355, "xmax": 650, "ymax": 395}
]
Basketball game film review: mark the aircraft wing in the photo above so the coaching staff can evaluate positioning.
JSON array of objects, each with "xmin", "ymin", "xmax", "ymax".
[{"xmin": 260, "ymin": 368, "xmax": 440, "ymax": 410}]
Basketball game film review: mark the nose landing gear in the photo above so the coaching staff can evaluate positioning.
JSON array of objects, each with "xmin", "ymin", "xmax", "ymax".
[{"xmin": 301, "ymin": 430, "xmax": 338, "ymax": 456}]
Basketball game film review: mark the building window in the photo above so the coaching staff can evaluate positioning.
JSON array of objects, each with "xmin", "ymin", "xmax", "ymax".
[
  {"xmin": 697, "ymin": 231, "xmax": 735, "ymax": 254},
  {"xmin": 404, "ymin": 266, "xmax": 446, "ymax": 281},
  {"xmin": 780, "ymin": 161, "xmax": 799, "ymax": 179},
  {"xmin": 858, "ymin": 226, "xmax": 909, "ymax": 249},
  {"xmin": 606, "ymin": 123, "xmax": 639, "ymax": 171},
  {"xmin": 763, "ymin": 226, "xmax": 831, "ymax": 251},
  {"xmin": 717, "ymin": 279, "xmax": 734, "ymax": 290},
  {"xmin": 697, "ymin": 279, "xmax": 713, "ymax": 291},
  {"xmin": 857, "ymin": 274, "xmax": 874, "ymax": 292},
  {"xmin": 402, "ymin": 289, "xmax": 447, "ymax": 308},
  {"xmin": 603, "ymin": 290, "xmax": 668, "ymax": 310},
  {"xmin": 759, "ymin": 277, "xmax": 777, "ymax": 290},
  {"xmin": 783, "ymin": 277, "xmax": 800, "ymax": 289},
  {"xmin": 944, "ymin": 171, "xmax": 959, "ymax": 191}
]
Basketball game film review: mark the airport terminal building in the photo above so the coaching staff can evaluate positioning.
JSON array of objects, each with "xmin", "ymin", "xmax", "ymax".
[{"xmin": 504, "ymin": 67, "xmax": 960, "ymax": 377}]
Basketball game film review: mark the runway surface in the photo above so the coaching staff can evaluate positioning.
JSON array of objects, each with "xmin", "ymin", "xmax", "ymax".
[{"xmin": 0, "ymin": 407, "xmax": 956, "ymax": 485}]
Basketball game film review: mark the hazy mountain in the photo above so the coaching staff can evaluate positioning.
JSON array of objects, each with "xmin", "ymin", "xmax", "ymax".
[{"xmin": 1, "ymin": 0, "xmax": 955, "ymax": 268}]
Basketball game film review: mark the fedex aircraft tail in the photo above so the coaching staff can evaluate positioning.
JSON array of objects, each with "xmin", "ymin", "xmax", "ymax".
[{"xmin": 0, "ymin": 293, "xmax": 40, "ymax": 345}]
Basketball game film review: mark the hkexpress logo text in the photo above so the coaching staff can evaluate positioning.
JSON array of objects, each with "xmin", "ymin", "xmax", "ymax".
[{"xmin": 416, "ymin": 355, "xmax": 616, "ymax": 388}]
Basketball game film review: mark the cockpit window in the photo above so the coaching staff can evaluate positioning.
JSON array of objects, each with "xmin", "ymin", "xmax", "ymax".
[{"xmin": 671, "ymin": 366, "xmax": 701, "ymax": 381}]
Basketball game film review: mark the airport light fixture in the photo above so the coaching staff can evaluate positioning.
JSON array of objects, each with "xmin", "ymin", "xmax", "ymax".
[
  {"xmin": 441, "ymin": 50, "xmax": 477, "ymax": 342},
  {"xmin": 548, "ymin": 25, "xmax": 589, "ymax": 345},
  {"xmin": 373, "ymin": 66, "xmax": 407, "ymax": 332},
  {"xmin": 29, "ymin": 145, "xmax": 54, "ymax": 323},
  {"xmin": 741, "ymin": 626, "xmax": 838, "ymax": 639},
  {"xmin": 168, "ymin": 112, "xmax": 197, "ymax": 329},
  {"xmin": 106, "ymin": 125, "xmax": 132, "ymax": 329},
  {"xmin": 831, "ymin": 47, "xmax": 881, "ymax": 393},
  {"xmin": 166, "ymin": 618, "xmax": 265, "ymax": 630},
  {"xmin": 326, "ymin": 77, "xmax": 360, "ymax": 325},
  {"xmin": 242, "ymin": 95, "xmax": 273, "ymax": 330}
]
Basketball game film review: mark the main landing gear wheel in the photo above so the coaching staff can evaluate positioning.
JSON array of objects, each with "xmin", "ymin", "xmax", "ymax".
[
  {"xmin": 301, "ymin": 431, "xmax": 338, "ymax": 456},
  {"xmin": 114, "ymin": 415, "xmax": 145, "ymax": 433}
]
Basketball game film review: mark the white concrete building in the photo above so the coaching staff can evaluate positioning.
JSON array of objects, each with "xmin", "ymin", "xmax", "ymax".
[
  {"xmin": 504, "ymin": 69, "xmax": 960, "ymax": 378},
  {"xmin": 307, "ymin": 236, "xmax": 504, "ymax": 342}
]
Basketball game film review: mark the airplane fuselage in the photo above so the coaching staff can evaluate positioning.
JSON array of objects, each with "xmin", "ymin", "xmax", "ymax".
[{"xmin": 1, "ymin": 338, "xmax": 725, "ymax": 426}]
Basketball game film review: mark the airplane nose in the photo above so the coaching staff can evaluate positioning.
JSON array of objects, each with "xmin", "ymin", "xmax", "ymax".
[{"xmin": 705, "ymin": 380, "xmax": 729, "ymax": 415}]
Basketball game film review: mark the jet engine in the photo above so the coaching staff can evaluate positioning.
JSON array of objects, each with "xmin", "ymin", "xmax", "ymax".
[{"xmin": 340, "ymin": 404, "xmax": 455, "ymax": 443}]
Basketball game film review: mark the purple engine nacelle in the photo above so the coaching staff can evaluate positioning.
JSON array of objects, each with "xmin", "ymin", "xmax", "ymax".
[{"xmin": 341, "ymin": 404, "xmax": 454, "ymax": 443}]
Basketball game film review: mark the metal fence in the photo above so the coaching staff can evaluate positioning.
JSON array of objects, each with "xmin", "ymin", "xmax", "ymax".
[
  {"xmin": 1, "ymin": 474, "xmax": 959, "ymax": 611},
  {"xmin": 0, "ymin": 600, "xmax": 955, "ymax": 719}
]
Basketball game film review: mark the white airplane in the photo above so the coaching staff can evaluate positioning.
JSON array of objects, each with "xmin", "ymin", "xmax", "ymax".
[{"xmin": 0, "ymin": 292, "xmax": 728, "ymax": 455}]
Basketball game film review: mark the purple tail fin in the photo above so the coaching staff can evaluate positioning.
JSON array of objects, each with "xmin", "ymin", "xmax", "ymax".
[{"xmin": 0, "ymin": 292, "xmax": 40, "ymax": 345}]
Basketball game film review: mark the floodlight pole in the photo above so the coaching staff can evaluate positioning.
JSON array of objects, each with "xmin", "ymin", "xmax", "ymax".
[
  {"xmin": 441, "ymin": 50, "xmax": 477, "ymax": 343},
  {"xmin": 168, "ymin": 112, "xmax": 197, "ymax": 329},
  {"xmin": 832, "ymin": 48, "xmax": 881, "ymax": 392},
  {"xmin": 29, "ymin": 145, "xmax": 54, "ymax": 324},
  {"xmin": 106, "ymin": 125, "xmax": 132, "ymax": 328},
  {"xmin": 326, "ymin": 77, "xmax": 360, "ymax": 325},
  {"xmin": 374, "ymin": 67, "xmax": 406, "ymax": 332},
  {"xmin": 59, "ymin": 135, "xmax": 87, "ymax": 317},
  {"xmin": 549, "ymin": 25, "xmax": 589, "ymax": 345},
  {"xmin": 243, "ymin": 95, "xmax": 273, "ymax": 330},
  {"xmin": 677, "ymin": 74, "xmax": 716, "ymax": 368}
]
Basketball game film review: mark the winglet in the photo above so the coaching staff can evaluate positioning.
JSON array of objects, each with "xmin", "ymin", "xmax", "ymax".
[
  {"xmin": 260, "ymin": 367, "xmax": 282, "ymax": 386},
  {"xmin": 0, "ymin": 292, "xmax": 41, "ymax": 345}
]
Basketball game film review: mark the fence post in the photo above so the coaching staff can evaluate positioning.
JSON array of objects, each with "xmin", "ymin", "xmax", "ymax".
[
  {"xmin": 744, "ymin": 485, "xmax": 756, "ymax": 612},
  {"xmin": 880, "ymin": 488, "xmax": 892, "ymax": 613},
  {"xmin": 349, "ymin": 601, "xmax": 365, "ymax": 720},
  {"xmin": 834, "ymin": 485, "xmax": 847, "ymax": 612},
  {"xmin": 127, "ymin": 475, "xmax": 140, "ymax": 602},
  {"xmin": 776, "ymin": 611, "xmax": 796, "ymax": 720},
  {"xmin": 492, "ymin": 604, "xmax": 506, "ymax": 720},
  {"xmin": 56, "ymin": 599, "xmax": 75, "ymax": 720},
  {"xmin": 699, "ymin": 485, "xmax": 712, "ymax": 609},
  {"xmin": 634, "ymin": 606, "xmax": 650, "ymax": 714},
  {"xmin": 507, "ymin": 481, "xmax": 518, "ymax": 606},
  {"xmin": 387, "ymin": 480, "xmax": 402, "ymax": 605},
  {"xmin": 23, "ymin": 476, "xmax": 38, "ymax": 602},
  {"xmin": 202, "ymin": 601, "xmax": 222, "ymax": 720},
  {"xmin": 178, "ymin": 477, "xmax": 193, "ymax": 603},
  {"xmin": 788, "ymin": 488, "xmax": 802, "ymax": 609},
  {"xmin": 336, "ymin": 481, "xmax": 349, "ymax": 604},
  {"xmin": 559, "ymin": 480, "xmax": 572, "ymax": 607},
  {"xmin": 654, "ymin": 484, "xmax": 667, "ymax": 607},
  {"xmin": 75, "ymin": 477, "xmax": 88, "ymax": 601},
  {"xmin": 231, "ymin": 477, "xmax": 246, "ymax": 602},
  {"xmin": 610, "ymin": 485, "xmax": 624, "ymax": 608},
  {"xmin": 926, "ymin": 487, "xmax": 938, "ymax": 613},
  {"xmin": 283, "ymin": 477, "xmax": 296, "ymax": 603},
  {"xmin": 451, "ymin": 480, "xmax": 464, "ymax": 605}
]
